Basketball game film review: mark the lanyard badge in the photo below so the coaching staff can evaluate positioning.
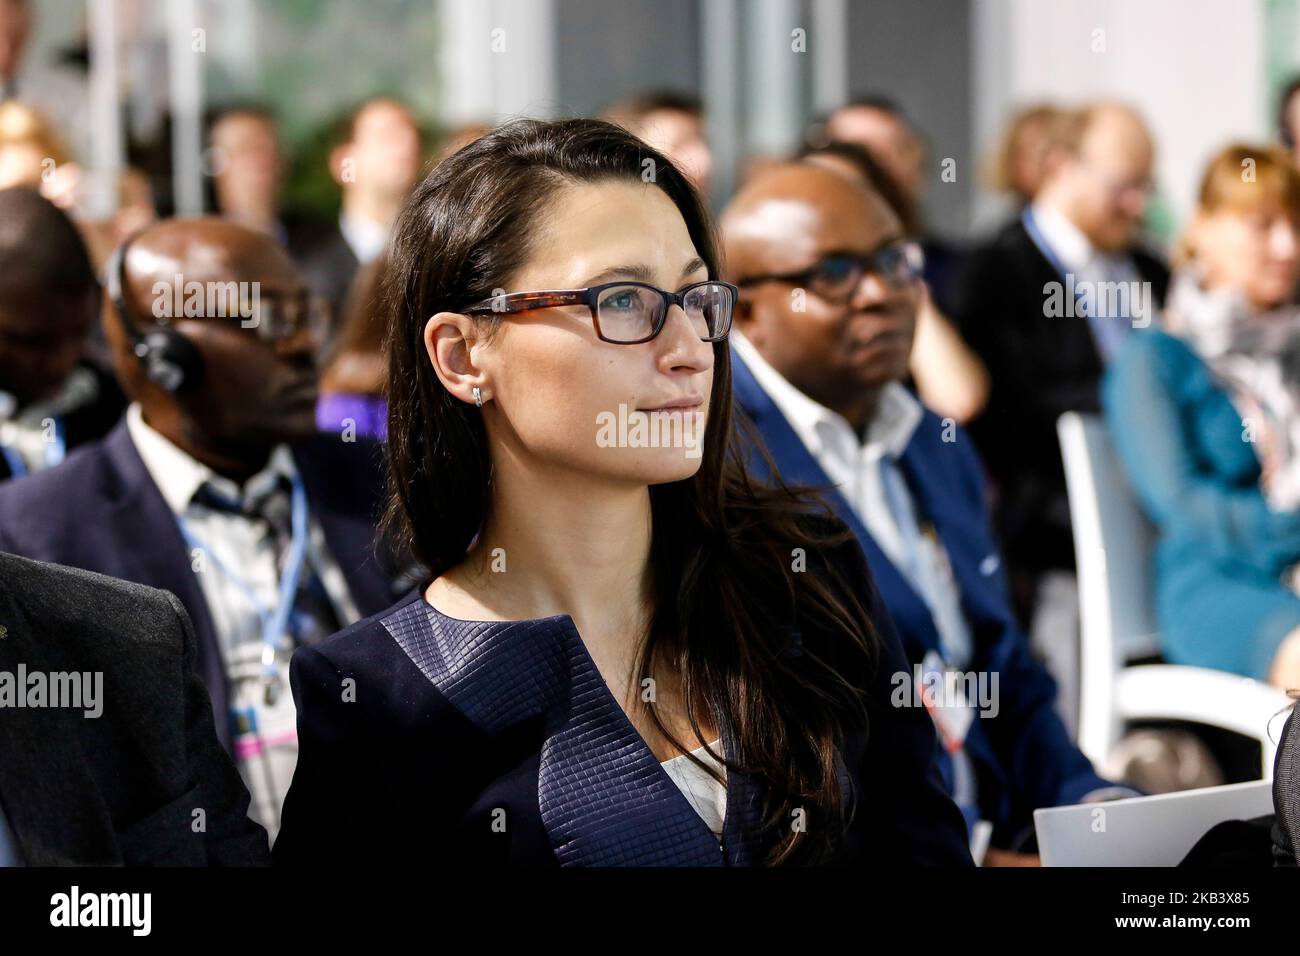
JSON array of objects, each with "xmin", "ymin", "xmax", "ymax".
[{"xmin": 919, "ymin": 649, "xmax": 976, "ymax": 752}]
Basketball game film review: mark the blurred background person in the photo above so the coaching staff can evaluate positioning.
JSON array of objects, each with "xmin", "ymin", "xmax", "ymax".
[
  {"xmin": 800, "ymin": 139, "xmax": 989, "ymax": 424},
  {"xmin": 204, "ymin": 103, "xmax": 301, "ymax": 248},
  {"xmin": 954, "ymin": 102, "xmax": 1169, "ymax": 641},
  {"xmin": 0, "ymin": 0, "xmax": 85, "ymax": 133},
  {"xmin": 1278, "ymin": 75, "xmax": 1300, "ymax": 168},
  {"xmin": 815, "ymin": 95, "xmax": 965, "ymax": 315},
  {"xmin": 0, "ymin": 217, "xmax": 402, "ymax": 839},
  {"xmin": 316, "ymin": 256, "xmax": 387, "ymax": 441},
  {"xmin": 0, "ymin": 97, "xmax": 67, "ymax": 188},
  {"xmin": 0, "ymin": 186, "xmax": 123, "ymax": 482},
  {"xmin": 0, "ymin": 98, "xmax": 157, "ymax": 270},
  {"xmin": 0, "ymin": 0, "xmax": 28, "ymax": 102},
  {"xmin": 982, "ymin": 102, "xmax": 1062, "ymax": 218},
  {"xmin": 1104, "ymin": 144, "xmax": 1300, "ymax": 690},
  {"xmin": 602, "ymin": 89, "xmax": 713, "ymax": 195},
  {"xmin": 297, "ymin": 95, "xmax": 424, "ymax": 352}
]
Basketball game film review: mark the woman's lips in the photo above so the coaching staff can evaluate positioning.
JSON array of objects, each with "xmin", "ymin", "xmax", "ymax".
[{"xmin": 640, "ymin": 396, "xmax": 705, "ymax": 412}]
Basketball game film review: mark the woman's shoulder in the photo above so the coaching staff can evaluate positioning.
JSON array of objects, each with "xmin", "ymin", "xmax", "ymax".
[
  {"xmin": 1121, "ymin": 326, "xmax": 1199, "ymax": 365},
  {"xmin": 299, "ymin": 587, "xmax": 428, "ymax": 676},
  {"xmin": 1107, "ymin": 327, "xmax": 1209, "ymax": 400}
]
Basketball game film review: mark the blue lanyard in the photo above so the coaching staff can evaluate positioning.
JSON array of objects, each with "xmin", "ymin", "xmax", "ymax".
[
  {"xmin": 0, "ymin": 415, "xmax": 65, "ymax": 478},
  {"xmin": 177, "ymin": 470, "xmax": 310, "ymax": 689}
]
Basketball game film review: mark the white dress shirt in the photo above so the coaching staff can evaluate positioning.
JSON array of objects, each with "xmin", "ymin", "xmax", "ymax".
[
  {"xmin": 732, "ymin": 332, "xmax": 973, "ymax": 668},
  {"xmin": 338, "ymin": 210, "xmax": 389, "ymax": 265},
  {"xmin": 126, "ymin": 402, "xmax": 359, "ymax": 836}
]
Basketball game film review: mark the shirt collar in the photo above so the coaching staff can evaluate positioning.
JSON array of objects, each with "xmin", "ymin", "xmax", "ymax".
[
  {"xmin": 731, "ymin": 330, "xmax": 922, "ymax": 460},
  {"xmin": 1029, "ymin": 199, "xmax": 1095, "ymax": 272},
  {"xmin": 125, "ymin": 402, "xmax": 297, "ymax": 515},
  {"xmin": 338, "ymin": 210, "xmax": 388, "ymax": 265}
]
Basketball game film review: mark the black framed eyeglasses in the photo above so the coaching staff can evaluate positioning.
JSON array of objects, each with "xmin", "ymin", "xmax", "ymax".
[
  {"xmin": 736, "ymin": 240, "xmax": 924, "ymax": 303},
  {"xmin": 462, "ymin": 279, "xmax": 738, "ymax": 345},
  {"xmin": 240, "ymin": 290, "xmax": 332, "ymax": 343}
]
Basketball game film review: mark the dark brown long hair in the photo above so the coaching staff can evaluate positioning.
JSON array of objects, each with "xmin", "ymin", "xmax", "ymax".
[{"xmin": 382, "ymin": 117, "xmax": 880, "ymax": 865}]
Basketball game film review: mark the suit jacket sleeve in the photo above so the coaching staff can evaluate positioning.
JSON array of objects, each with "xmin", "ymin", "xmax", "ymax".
[
  {"xmin": 834, "ymin": 536, "xmax": 975, "ymax": 866},
  {"xmin": 1273, "ymin": 708, "xmax": 1300, "ymax": 866},
  {"xmin": 950, "ymin": 431, "xmax": 1114, "ymax": 810},
  {"xmin": 167, "ymin": 590, "xmax": 272, "ymax": 865}
]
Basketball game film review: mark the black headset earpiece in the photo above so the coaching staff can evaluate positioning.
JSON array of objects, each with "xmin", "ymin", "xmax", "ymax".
[{"xmin": 106, "ymin": 233, "xmax": 204, "ymax": 394}]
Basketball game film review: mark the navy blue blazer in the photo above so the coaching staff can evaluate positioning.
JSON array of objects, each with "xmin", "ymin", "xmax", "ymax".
[
  {"xmin": 731, "ymin": 349, "xmax": 1112, "ymax": 843},
  {"xmin": 273, "ymin": 530, "xmax": 975, "ymax": 867},
  {"xmin": 0, "ymin": 418, "xmax": 403, "ymax": 753}
]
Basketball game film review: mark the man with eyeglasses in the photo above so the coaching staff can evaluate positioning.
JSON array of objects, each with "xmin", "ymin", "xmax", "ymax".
[
  {"xmin": 721, "ymin": 161, "xmax": 1132, "ymax": 865},
  {"xmin": 953, "ymin": 102, "xmax": 1170, "ymax": 642},
  {"xmin": 0, "ymin": 218, "xmax": 405, "ymax": 839}
]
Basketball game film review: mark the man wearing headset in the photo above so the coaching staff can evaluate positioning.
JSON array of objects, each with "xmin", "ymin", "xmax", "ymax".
[
  {"xmin": 0, "ymin": 187, "xmax": 125, "ymax": 482},
  {"xmin": 0, "ymin": 217, "xmax": 401, "ymax": 840}
]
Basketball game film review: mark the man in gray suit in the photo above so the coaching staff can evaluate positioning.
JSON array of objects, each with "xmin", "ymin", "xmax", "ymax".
[{"xmin": 0, "ymin": 552, "xmax": 269, "ymax": 865}]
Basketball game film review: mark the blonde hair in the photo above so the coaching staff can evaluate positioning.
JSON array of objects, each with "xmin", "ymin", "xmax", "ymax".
[
  {"xmin": 0, "ymin": 100, "xmax": 71, "ymax": 172},
  {"xmin": 984, "ymin": 103, "xmax": 1065, "ymax": 197},
  {"xmin": 1175, "ymin": 143, "xmax": 1300, "ymax": 267}
]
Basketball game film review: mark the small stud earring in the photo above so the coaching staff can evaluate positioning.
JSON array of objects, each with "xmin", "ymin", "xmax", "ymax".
[{"xmin": 473, "ymin": 386, "xmax": 483, "ymax": 407}]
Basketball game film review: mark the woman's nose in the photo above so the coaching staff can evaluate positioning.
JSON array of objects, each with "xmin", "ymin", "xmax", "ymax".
[{"xmin": 656, "ymin": 303, "xmax": 714, "ymax": 371}]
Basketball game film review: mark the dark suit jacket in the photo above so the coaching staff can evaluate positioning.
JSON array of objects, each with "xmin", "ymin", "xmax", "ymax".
[
  {"xmin": 732, "ymin": 349, "xmax": 1113, "ymax": 845},
  {"xmin": 1273, "ymin": 708, "xmax": 1300, "ymax": 866},
  {"xmin": 953, "ymin": 218, "xmax": 1170, "ymax": 577},
  {"xmin": 0, "ymin": 363, "xmax": 126, "ymax": 483},
  {"xmin": 0, "ymin": 418, "xmax": 402, "ymax": 753},
  {"xmin": 274, "ymin": 527, "xmax": 975, "ymax": 867},
  {"xmin": 0, "ymin": 552, "xmax": 269, "ymax": 864}
]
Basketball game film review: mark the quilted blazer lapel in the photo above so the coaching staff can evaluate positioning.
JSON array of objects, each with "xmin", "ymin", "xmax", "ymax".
[{"xmin": 380, "ymin": 596, "xmax": 761, "ymax": 866}]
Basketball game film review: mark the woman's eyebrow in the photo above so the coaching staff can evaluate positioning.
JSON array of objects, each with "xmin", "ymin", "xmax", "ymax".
[
  {"xmin": 581, "ymin": 263, "xmax": 656, "ymax": 286},
  {"xmin": 680, "ymin": 255, "xmax": 707, "ymax": 278},
  {"xmin": 580, "ymin": 256, "xmax": 708, "ymax": 287}
]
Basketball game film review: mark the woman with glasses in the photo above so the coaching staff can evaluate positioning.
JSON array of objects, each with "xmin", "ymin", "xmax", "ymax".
[{"xmin": 273, "ymin": 118, "xmax": 971, "ymax": 867}]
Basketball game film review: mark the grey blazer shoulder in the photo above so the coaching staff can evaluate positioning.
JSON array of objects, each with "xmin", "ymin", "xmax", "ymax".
[{"xmin": 0, "ymin": 552, "xmax": 270, "ymax": 865}]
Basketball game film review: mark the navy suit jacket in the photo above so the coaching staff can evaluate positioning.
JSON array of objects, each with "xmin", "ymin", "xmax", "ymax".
[
  {"xmin": 0, "ymin": 418, "xmax": 403, "ymax": 753},
  {"xmin": 731, "ymin": 348, "xmax": 1111, "ymax": 842},
  {"xmin": 274, "ymin": 525, "xmax": 975, "ymax": 867}
]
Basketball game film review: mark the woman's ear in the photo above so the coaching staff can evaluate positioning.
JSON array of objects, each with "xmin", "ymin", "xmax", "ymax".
[{"xmin": 424, "ymin": 312, "xmax": 490, "ymax": 406}]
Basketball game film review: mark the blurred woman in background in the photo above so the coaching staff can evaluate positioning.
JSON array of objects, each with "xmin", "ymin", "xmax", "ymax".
[{"xmin": 1104, "ymin": 144, "xmax": 1300, "ymax": 689}]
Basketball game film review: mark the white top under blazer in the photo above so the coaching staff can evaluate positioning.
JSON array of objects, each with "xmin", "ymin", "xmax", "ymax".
[{"xmin": 659, "ymin": 740, "xmax": 727, "ymax": 839}]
